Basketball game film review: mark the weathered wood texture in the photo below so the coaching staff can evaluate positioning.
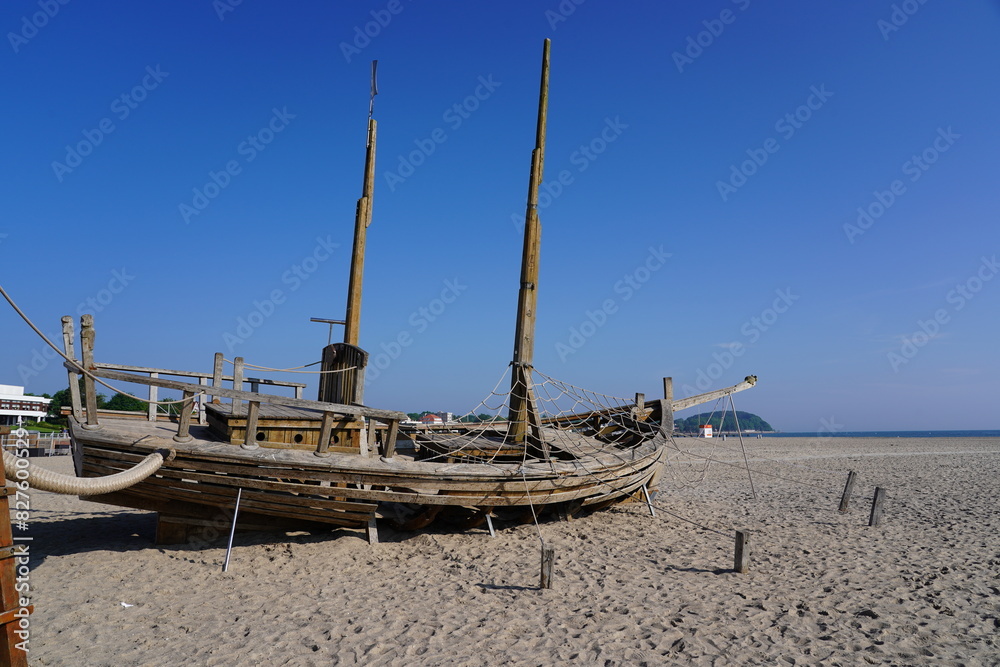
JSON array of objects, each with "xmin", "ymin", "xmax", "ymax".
[
  {"xmin": 344, "ymin": 118, "xmax": 377, "ymax": 348},
  {"xmin": 509, "ymin": 39, "xmax": 550, "ymax": 441},
  {"xmin": 317, "ymin": 343, "xmax": 368, "ymax": 406},
  {"xmin": 540, "ymin": 547, "xmax": 555, "ymax": 589},
  {"xmin": 868, "ymin": 487, "xmax": 887, "ymax": 527},
  {"xmin": 838, "ymin": 470, "xmax": 858, "ymax": 513},
  {"xmin": 734, "ymin": 529, "xmax": 751, "ymax": 574}
]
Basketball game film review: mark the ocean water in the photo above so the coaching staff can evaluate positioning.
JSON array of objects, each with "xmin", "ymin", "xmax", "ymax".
[{"xmin": 764, "ymin": 430, "xmax": 1000, "ymax": 438}]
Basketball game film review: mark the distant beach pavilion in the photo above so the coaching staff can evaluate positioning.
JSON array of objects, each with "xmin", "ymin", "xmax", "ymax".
[{"xmin": 0, "ymin": 384, "xmax": 51, "ymax": 426}]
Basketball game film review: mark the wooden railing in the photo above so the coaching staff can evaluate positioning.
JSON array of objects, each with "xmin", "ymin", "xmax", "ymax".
[{"xmin": 61, "ymin": 315, "xmax": 406, "ymax": 459}]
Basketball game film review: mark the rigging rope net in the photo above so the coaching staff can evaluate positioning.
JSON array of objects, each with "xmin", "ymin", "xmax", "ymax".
[{"xmin": 409, "ymin": 365, "xmax": 668, "ymax": 475}]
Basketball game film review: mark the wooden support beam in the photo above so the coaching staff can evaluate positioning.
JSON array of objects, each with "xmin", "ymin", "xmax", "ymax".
[
  {"xmin": 80, "ymin": 314, "xmax": 101, "ymax": 429},
  {"xmin": 662, "ymin": 377, "xmax": 674, "ymax": 434},
  {"xmin": 734, "ymin": 529, "xmax": 751, "ymax": 574},
  {"xmin": 241, "ymin": 401, "xmax": 260, "ymax": 450},
  {"xmin": 868, "ymin": 487, "xmax": 886, "ymax": 527},
  {"xmin": 315, "ymin": 411, "xmax": 334, "ymax": 457},
  {"xmin": 838, "ymin": 470, "xmax": 858, "ymax": 513},
  {"xmin": 380, "ymin": 419, "xmax": 400, "ymax": 459},
  {"xmin": 61, "ymin": 316, "xmax": 83, "ymax": 422},
  {"xmin": 173, "ymin": 391, "xmax": 195, "ymax": 443},
  {"xmin": 147, "ymin": 372, "xmax": 159, "ymax": 422},
  {"xmin": 231, "ymin": 357, "xmax": 244, "ymax": 416},
  {"xmin": 212, "ymin": 352, "xmax": 224, "ymax": 402}
]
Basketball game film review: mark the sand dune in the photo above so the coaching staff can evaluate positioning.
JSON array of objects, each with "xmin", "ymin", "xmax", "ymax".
[{"xmin": 18, "ymin": 437, "xmax": 1000, "ymax": 665}]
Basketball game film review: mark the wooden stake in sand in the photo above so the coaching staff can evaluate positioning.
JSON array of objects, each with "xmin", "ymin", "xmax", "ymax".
[
  {"xmin": 733, "ymin": 530, "xmax": 751, "ymax": 574},
  {"xmin": 838, "ymin": 470, "xmax": 858, "ymax": 513},
  {"xmin": 868, "ymin": 487, "xmax": 887, "ymax": 527},
  {"xmin": 540, "ymin": 546, "xmax": 555, "ymax": 589}
]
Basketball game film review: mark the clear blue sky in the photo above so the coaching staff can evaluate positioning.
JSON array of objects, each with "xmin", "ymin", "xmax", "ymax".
[{"xmin": 2, "ymin": 1, "xmax": 998, "ymax": 431}]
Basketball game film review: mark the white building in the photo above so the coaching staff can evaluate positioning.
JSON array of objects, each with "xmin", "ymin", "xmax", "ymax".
[{"xmin": 0, "ymin": 384, "xmax": 52, "ymax": 426}]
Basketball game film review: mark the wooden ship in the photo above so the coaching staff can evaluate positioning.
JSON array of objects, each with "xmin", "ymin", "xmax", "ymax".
[{"xmin": 45, "ymin": 41, "xmax": 757, "ymax": 544}]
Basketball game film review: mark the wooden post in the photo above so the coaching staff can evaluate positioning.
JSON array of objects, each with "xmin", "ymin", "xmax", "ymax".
[
  {"xmin": 540, "ymin": 546, "xmax": 555, "ymax": 589},
  {"xmin": 633, "ymin": 393, "xmax": 645, "ymax": 420},
  {"xmin": 61, "ymin": 316, "xmax": 83, "ymax": 422},
  {"xmin": 380, "ymin": 419, "xmax": 400, "ymax": 459},
  {"xmin": 173, "ymin": 391, "xmax": 195, "ymax": 443},
  {"xmin": 868, "ymin": 487, "xmax": 886, "ymax": 527},
  {"xmin": 838, "ymin": 471, "xmax": 858, "ymax": 513},
  {"xmin": 662, "ymin": 377, "xmax": 674, "ymax": 434},
  {"xmin": 734, "ymin": 529, "xmax": 751, "ymax": 573},
  {"xmin": 212, "ymin": 352, "xmax": 224, "ymax": 402},
  {"xmin": 240, "ymin": 401, "xmax": 260, "ymax": 450},
  {"xmin": 198, "ymin": 377, "xmax": 208, "ymax": 424},
  {"xmin": 508, "ymin": 39, "xmax": 550, "ymax": 443},
  {"xmin": 0, "ymin": 454, "xmax": 31, "ymax": 667},
  {"xmin": 79, "ymin": 314, "xmax": 100, "ymax": 429},
  {"xmin": 147, "ymin": 372, "xmax": 158, "ymax": 422},
  {"xmin": 231, "ymin": 357, "xmax": 244, "ymax": 415}
]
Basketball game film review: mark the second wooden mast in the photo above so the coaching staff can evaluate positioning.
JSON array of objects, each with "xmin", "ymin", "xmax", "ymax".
[{"xmin": 508, "ymin": 39, "xmax": 550, "ymax": 449}]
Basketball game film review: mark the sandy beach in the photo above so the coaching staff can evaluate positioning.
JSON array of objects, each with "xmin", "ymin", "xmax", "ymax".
[{"xmin": 18, "ymin": 436, "xmax": 1000, "ymax": 666}]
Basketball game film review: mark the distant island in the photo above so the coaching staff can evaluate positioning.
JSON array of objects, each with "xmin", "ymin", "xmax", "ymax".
[{"xmin": 674, "ymin": 411, "xmax": 774, "ymax": 433}]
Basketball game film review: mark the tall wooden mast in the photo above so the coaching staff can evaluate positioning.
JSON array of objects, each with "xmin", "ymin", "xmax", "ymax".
[
  {"xmin": 344, "ymin": 61, "xmax": 379, "ymax": 347},
  {"xmin": 318, "ymin": 62, "xmax": 377, "ymax": 406},
  {"xmin": 508, "ymin": 39, "xmax": 550, "ymax": 446}
]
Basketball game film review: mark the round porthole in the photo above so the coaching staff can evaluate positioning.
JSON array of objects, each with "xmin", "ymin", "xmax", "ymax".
[
  {"xmin": 255, "ymin": 431, "xmax": 266, "ymax": 441},
  {"xmin": 293, "ymin": 434, "xmax": 304, "ymax": 444}
]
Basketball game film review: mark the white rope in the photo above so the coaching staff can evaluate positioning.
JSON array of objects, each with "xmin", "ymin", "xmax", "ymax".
[
  {"xmin": 223, "ymin": 358, "xmax": 356, "ymax": 374},
  {"xmin": 0, "ymin": 283, "xmax": 203, "ymax": 407}
]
